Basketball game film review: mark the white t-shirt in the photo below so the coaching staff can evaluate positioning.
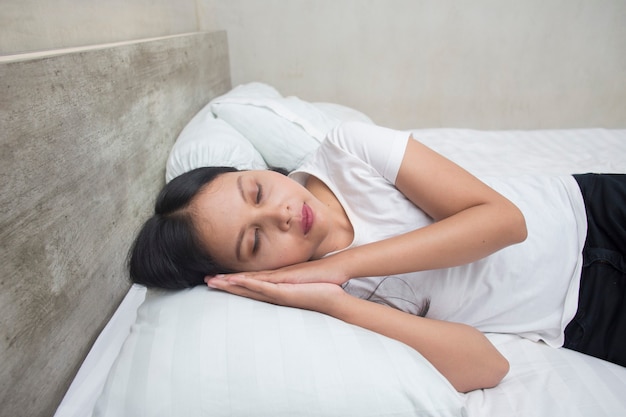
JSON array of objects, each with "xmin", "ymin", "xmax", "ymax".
[{"xmin": 290, "ymin": 121, "xmax": 587, "ymax": 347}]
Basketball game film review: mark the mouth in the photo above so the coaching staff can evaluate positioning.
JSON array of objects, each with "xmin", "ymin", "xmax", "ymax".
[{"xmin": 302, "ymin": 203, "xmax": 313, "ymax": 235}]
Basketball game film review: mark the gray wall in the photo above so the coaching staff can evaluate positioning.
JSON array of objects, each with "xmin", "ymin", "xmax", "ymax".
[
  {"xmin": 2, "ymin": 0, "xmax": 625, "ymax": 129},
  {"xmin": 0, "ymin": 0, "xmax": 198, "ymax": 54},
  {"xmin": 203, "ymin": 0, "xmax": 626, "ymax": 129},
  {"xmin": 0, "ymin": 32, "xmax": 230, "ymax": 417}
]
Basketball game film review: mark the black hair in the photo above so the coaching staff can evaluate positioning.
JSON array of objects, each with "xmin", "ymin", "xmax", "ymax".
[{"xmin": 128, "ymin": 166, "xmax": 239, "ymax": 289}]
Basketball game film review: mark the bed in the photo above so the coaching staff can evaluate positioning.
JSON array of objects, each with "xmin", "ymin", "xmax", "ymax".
[{"xmin": 1, "ymin": 31, "xmax": 625, "ymax": 417}]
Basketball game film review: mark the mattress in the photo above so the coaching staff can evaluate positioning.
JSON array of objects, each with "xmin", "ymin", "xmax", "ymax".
[{"xmin": 55, "ymin": 127, "xmax": 626, "ymax": 417}]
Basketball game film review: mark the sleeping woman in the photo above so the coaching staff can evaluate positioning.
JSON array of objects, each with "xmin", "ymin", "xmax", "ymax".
[{"xmin": 129, "ymin": 121, "xmax": 626, "ymax": 392}]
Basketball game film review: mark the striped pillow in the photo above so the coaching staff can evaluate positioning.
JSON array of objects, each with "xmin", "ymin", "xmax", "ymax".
[{"xmin": 93, "ymin": 286, "xmax": 465, "ymax": 417}]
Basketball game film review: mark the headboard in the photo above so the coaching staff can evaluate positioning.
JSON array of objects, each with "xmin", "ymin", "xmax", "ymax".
[{"xmin": 0, "ymin": 31, "xmax": 231, "ymax": 417}]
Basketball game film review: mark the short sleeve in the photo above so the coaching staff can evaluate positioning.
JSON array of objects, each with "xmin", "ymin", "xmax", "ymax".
[{"xmin": 325, "ymin": 121, "xmax": 410, "ymax": 184}]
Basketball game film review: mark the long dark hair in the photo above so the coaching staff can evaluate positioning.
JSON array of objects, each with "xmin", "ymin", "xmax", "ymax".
[{"xmin": 128, "ymin": 167, "xmax": 238, "ymax": 289}]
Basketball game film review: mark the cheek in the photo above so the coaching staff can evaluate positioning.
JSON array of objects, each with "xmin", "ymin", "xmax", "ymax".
[{"xmin": 265, "ymin": 239, "xmax": 310, "ymax": 267}]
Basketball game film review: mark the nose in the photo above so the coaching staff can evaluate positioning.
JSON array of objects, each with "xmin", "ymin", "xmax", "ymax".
[{"xmin": 258, "ymin": 204, "xmax": 291, "ymax": 232}]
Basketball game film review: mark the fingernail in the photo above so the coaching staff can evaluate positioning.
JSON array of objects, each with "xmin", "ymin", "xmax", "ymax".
[{"xmin": 231, "ymin": 274, "xmax": 246, "ymax": 282}]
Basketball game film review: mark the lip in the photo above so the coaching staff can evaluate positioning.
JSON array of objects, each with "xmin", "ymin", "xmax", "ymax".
[{"xmin": 301, "ymin": 203, "xmax": 313, "ymax": 235}]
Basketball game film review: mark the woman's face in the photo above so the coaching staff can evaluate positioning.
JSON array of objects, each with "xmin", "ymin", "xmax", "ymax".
[{"xmin": 190, "ymin": 170, "xmax": 334, "ymax": 272}]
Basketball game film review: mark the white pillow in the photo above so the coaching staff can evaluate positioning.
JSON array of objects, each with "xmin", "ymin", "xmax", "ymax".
[
  {"xmin": 210, "ymin": 82, "xmax": 373, "ymax": 171},
  {"xmin": 313, "ymin": 101, "xmax": 375, "ymax": 125},
  {"xmin": 165, "ymin": 102, "xmax": 267, "ymax": 182},
  {"xmin": 93, "ymin": 287, "xmax": 465, "ymax": 417}
]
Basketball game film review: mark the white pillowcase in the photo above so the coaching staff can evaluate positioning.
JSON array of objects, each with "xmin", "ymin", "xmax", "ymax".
[
  {"xmin": 106, "ymin": 85, "xmax": 464, "ymax": 416},
  {"xmin": 166, "ymin": 82, "xmax": 373, "ymax": 179},
  {"xmin": 165, "ymin": 102, "xmax": 267, "ymax": 182},
  {"xmin": 209, "ymin": 82, "xmax": 373, "ymax": 171},
  {"xmin": 93, "ymin": 287, "xmax": 465, "ymax": 417}
]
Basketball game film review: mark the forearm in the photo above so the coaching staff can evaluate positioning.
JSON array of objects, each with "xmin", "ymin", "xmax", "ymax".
[
  {"xmin": 324, "ymin": 135, "xmax": 527, "ymax": 282},
  {"xmin": 327, "ymin": 293, "xmax": 509, "ymax": 392},
  {"xmin": 205, "ymin": 273, "xmax": 508, "ymax": 391},
  {"xmin": 331, "ymin": 200, "xmax": 527, "ymax": 280}
]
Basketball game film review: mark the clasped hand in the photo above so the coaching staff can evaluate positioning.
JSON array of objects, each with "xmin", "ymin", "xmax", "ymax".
[{"xmin": 204, "ymin": 258, "xmax": 348, "ymax": 313}]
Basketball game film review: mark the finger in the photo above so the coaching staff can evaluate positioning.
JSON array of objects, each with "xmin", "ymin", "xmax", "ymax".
[
  {"xmin": 207, "ymin": 281, "xmax": 274, "ymax": 304},
  {"xmin": 205, "ymin": 275, "xmax": 247, "ymax": 292},
  {"xmin": 252, "ymin": 271, "xmax": 305, "ymax": 284},
  {"xmin": 228, "ymin": 275, "xmax": 279, "ymax": 296},
  {"xmin": 209, "ymin": 270, "xmax": 294, "ymax": 284},
  {"xmin": 205, "ymin": 275, "xmax": 278, "ymax": 304},
  {"xmin": 225, "ymin": 270, "xmax": 278, "ymax": 283},
  {"xmin": 204, "ymin": 273, "xmax": 249, "ymax": 288}
]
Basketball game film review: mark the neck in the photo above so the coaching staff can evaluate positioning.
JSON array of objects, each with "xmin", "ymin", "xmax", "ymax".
[{"xmin": 305, "ymin": 175, "xmax": 354, "ymax": 255}]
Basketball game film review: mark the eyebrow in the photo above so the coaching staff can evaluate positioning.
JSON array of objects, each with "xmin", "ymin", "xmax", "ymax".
[{"xmin": 235, "ymin": 175, "xmax": 245, "ymax": 262}]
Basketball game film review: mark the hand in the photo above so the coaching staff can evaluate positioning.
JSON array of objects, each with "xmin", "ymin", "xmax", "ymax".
[
  {"xmin": 206, "ymin": 273, "xmax": 509, "ymax": 392},
  {"xmin": 205, "ymin": 274, "xmax": 346, "ymax": 314},
  {"xmin": 214, "ymin": 256, "xmax": 350, "ymax": 286}
]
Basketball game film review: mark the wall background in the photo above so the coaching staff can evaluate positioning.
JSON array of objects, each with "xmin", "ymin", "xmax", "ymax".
[{"xmin": 2, "ymin": 0, "xmax": 625, "ymax": 128}]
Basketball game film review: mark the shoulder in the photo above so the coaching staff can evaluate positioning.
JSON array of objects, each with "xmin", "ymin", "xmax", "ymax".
[
  {"xmin": 326, "ymin": 121, "xmax": 408, "ymax": 145},
  {"xmin": 324, "ymin": 121, "xmax": 411, "ymax": 182}
]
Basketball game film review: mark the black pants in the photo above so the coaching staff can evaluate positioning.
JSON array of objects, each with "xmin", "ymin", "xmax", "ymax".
[{"xmin": 563, "ymin": 174, "xmax": 626, "ymax": 366}]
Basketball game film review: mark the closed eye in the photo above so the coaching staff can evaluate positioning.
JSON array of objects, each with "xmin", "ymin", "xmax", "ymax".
[
  {"xmin": 256, "ymin": 184, "xmax": 263, "ymax": 204},
  {"xmin": 252, "ymin": 228, "xmax": 260, "ymax": 253}
]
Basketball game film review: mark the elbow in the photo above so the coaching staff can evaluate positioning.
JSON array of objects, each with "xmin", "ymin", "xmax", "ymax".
[
  {"xmin": 479, "ymin": 351, "xmax": 510, "ymax": 392},
  {"xmin": 456, "ymin": 354, "xmax": 509, "ymax": 393},
  {"xmin": 506, "ymin": 202, "xmax": 528, "ymax": 245},
  {"xmin": 513, "ymin": 209, "xmax": 528, "ymax": 244},
  {"xmin": 483, "ymin": 354, "xmax": 510, "ymax": 390},
  {"xmin": 452, "ymin": 326, "xmax": 510, "ymax": 393}
]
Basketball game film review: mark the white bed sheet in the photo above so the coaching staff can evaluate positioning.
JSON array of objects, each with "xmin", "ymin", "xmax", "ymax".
[
  {"xmin": 417, "ymin": 127, "xmax": 626, "ymax": 417},
  {"xmin": 475, "ymin": 334, "xmax": 626, "ymax": 416},
  {"xmin": 54, "ymin": 285, "xmax": 146, "ymax": 417},
  {"xmin": 55, "ymin": 128, "xmax": 626, "ymax": 417}
]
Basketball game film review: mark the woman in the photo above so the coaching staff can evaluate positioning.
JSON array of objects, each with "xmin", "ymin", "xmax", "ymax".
[{"xmin": 130, "ymin": 121, "xmax": 625, "ymax": 392}]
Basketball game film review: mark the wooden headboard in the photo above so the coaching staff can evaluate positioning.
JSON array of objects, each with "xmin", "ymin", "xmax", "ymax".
[{"xmin": 0, "ymin": 31, "xmax": 231, "ymax": 417}]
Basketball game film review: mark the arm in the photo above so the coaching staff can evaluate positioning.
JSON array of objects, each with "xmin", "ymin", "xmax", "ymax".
[
  {"xmin": 327, "ymin": 137, "xmax": 527, "ymax": 280},
  {"xmin": 233, "ymin": 136, "xmax": 527, "ymax": 285},
  {"xmin": 335, "ymin": 293, "xmax": 509, "ymax": 393},
  {"xmin": 206, "ymin": 275, "xmax": 509, "ymax": 392}
]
